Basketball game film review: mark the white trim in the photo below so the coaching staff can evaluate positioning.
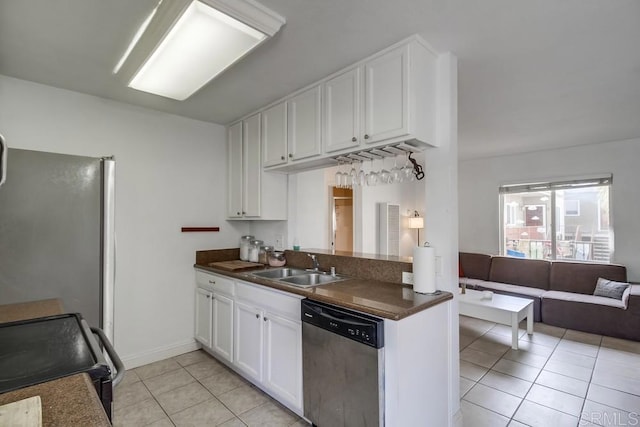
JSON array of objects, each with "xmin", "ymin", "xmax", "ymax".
[{"xmin": 121, "ymin": 339, "xmax": 200, "ymax": 369}]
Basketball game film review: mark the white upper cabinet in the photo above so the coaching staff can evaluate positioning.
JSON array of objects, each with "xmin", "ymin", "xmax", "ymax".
[
  {"xmin": 287, "ymin": 85, "xmax": 322, "ymax": 161},
  {"xmin": 235, "ymin": 35, "xmax": 437, "ymax": 173},
  {"xmin": 227, "ymin": 122, "xmax": 243, "ymax": 218},
  {"xmin": 227, "ymin": 113, "xmax": 287, "ymax": 220},
  {"xmin": 242, "ymin": 113, "xmax": 262, "ymax": 217},
  {"xmin": 262, "ymin": 102, "xmax": 287, "ymax": 167},
  {"xmin": 324, "ymin": 67, "xmax": 361, "ymax": 153},
  {"xmin": 364, "ymin": 43, "xmax": 409, "ymax": 144}
]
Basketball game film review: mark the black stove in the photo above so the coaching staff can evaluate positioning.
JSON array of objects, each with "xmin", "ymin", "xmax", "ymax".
[{"xmin": 0, "ymin": 313, "xmax": 123, "ymax": 420}]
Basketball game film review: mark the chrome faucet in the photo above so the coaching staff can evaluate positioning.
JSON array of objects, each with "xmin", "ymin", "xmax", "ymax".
[{"xmin": 307, "ymin": 253, "xmax": 320, "ymax": 271}]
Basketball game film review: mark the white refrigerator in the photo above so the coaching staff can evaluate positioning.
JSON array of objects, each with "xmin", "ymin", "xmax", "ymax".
[{"xmin": 0, "ymin": 136, "xmax": 115, "ymax": 340}]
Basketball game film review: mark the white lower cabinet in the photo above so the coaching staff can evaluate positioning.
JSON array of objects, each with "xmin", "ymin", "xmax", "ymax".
[
  {"xmin": 195, "ymin": 287, "xmax": 213, "ymax": 348},
  {"xmin": 195, "ymin": 270, "xmax": 303, "ymax": 415},
  {"xmin": 234, "ymin": 300, "xmax": 264, "ymax": 381},
  {"xmin": 263, "ymin": 312, "xmax": 302, "ymax": 409},
  {"xmin": 212, "ymin": 293, "xmax": 234, "ymax": 363}
]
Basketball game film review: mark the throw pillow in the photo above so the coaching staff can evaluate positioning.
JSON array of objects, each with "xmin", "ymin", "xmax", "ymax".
[
  {"xmin": 593, "ymin": 277, "xmax": 630, "ymax": 300},
  {"xmin": 459, "ymin": 264, "xmax": 464, "ymax": 278}
]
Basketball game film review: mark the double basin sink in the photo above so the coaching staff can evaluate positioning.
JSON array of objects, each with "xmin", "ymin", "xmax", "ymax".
[{"xmin": 249, "ymin": 268, "xmax": 346, "ymax": 289}]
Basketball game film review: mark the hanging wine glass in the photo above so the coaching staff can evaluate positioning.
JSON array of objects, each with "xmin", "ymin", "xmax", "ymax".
[
  {"xmin": 357, "ymin": 161, "xmax": 366, "ymax": 186},
  {"xmin": 391, "ymin": 155, "xmax": 403, "ymax": 183},
  {"xmin": 349, "ymin": 161, "xmax": 358, "ymax": 188},
  {"xmin": 379, "ymin": 156, "xmax": 391, "ymax": 184},
  {"xmin": 402, "ymin": 154, "xmax": 414, "ymax": 182},
  {"xmin": 334, "ymin": 161, "xmax": 343, "ymax": 188},
  {"xmin": 366, "ymin": 159, "xmax": 378, "ymax": 186}
]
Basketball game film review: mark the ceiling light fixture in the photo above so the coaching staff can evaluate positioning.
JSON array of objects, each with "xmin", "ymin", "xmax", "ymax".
[{"xmin": 114, "ymin": 0, "xmax": 285, "ymax": 100}]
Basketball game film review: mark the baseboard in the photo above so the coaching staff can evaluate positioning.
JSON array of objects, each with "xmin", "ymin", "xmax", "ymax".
[
  {"xmin": 452, "ymin": 408, "xmax": 463, "ymax": 427},
  {"xmin": 121, "ymin": 339, "xmax": 201, "ymax": 369}
]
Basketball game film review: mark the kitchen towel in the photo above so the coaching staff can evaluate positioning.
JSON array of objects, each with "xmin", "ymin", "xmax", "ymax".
[{"xmin": 413, "ymin": 244, "xmax": 437, "ymax": 294}]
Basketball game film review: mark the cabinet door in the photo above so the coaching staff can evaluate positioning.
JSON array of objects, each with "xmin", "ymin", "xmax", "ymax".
[
  {"xmin": 195, "ymin": 288, "xmax": 212, "ymax": 348},
  {"xmin": 262, "ymin": 102, "xmax": 287, "ymax": 167},
  {"xmin": 242, "ymin": 113, "xmax": 261, "ymax": 217},
  {"xmin": 264, "ymin": 312, "xmax": 302, "ymax": 411},
  {"xmin": 227, "ymin": 122, "xmax": 243, "ymax": 218},
  {"xmin": 287, "ymin": 86, "xmax": 322, "ymax": 161},
  {"xmin": 234, "ymin": 300, "xmax": 264, "ymax": 381},
  {"xmin": 324, "ymin": 67, "xmax": 361, "ymax": 153},
  {"xmin": 364, "ymin": 44, "xmax": 409, "ymax": 143},
  {"xmin": 212, "ymin": 293, "xmax": 234, "ymax": 363}
]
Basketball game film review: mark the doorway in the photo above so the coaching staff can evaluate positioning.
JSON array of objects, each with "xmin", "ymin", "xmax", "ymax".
[{"xmin": 330, "ymin": 187, "xmax": 353, "ymax": 252}]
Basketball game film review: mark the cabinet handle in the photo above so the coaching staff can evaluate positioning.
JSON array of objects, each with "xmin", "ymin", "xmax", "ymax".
[
  {"xmin": 351, "ymin": 137, "xmax": 357, "ymax": 142},
  {"xmin": 364, "ymin": 134, "xmax": 370, "ymax": 140},
  {"xmin": 206, "ymin": 295, "xmax": 210, "ymax": 299},
  {"xmin": 255, "ymin": 313, "xmax": 259, "ymax": 319},
  {"xmin": 263, "ymin": 317, "xmax": 268, "ymax": 322},
  {"xmin": 242, "ymin": 211, "xmax": 246, "ymax": 215},
  {"xmin": 236, "ymin": 211, "xmax": 240, "ymax": 215},
  {"xmin": 209, "ymin": 280, "xmax": 215, "ymax": 285},
  {"xmin": 288, "ymin": 153, "xmax": 293, "ymax": 158},
  {"xmin": 281, "ymin": 155, "xmax": 285, "ymax": 160}
]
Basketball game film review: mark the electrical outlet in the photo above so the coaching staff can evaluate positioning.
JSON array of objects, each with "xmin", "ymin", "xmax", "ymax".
[
  {"xmin": 402, "ymin": 272, "xmax": 414, "ymax": 285},
  {"xmin": 274, "ymin": 234, "xmax": 283, "ymax": 250}
]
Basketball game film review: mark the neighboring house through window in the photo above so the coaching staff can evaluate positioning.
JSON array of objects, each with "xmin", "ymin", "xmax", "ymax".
[{"xmin": 500, "ymin": 176, "xmax": 613, "ymax": 262}]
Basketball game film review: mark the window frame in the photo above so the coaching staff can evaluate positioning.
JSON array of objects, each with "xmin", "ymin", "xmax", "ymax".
[{"xmin": 499, "ymin": 176, "xmax": 613, "ymax": 262}]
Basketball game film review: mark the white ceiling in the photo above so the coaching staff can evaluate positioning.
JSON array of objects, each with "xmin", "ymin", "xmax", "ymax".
[{"xmin": 1, "ymin": 0, "xmax": 639, "ymax": 160}]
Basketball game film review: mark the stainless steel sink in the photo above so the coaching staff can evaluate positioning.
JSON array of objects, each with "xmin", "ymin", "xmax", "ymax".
[
  {"xmin": 250, "ymin": 268, "xmax": 307, "ymax": 279},
  {"xmin": 279, "ymin": 273, "xmax": 345, "ymax": 288},
  {"xmin": 249, "ymin": 268, "xmax": 346, "ymax": 288}
]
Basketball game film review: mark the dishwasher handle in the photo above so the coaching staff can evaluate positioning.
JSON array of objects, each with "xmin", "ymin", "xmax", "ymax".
[{"xmin": 304, "ymin": 304, "xmax": 375, "ymax": 328}]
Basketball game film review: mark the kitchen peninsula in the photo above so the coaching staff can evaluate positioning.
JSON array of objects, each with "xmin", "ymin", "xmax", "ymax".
[{"xmin": 194, "ymin": 248, "xmax": 454, "ymax": 426}]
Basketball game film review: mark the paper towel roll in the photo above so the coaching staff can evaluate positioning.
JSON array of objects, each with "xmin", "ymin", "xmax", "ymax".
[{"xmin": 413, "ymin": 245, "xmax": 437, "ymax": 294}]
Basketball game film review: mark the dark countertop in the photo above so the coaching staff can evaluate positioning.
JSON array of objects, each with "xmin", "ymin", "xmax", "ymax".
[
  {"xmin": 0, "ymin": 299, "xmax": 111, "ymax": 427},
  {"xmin": 195, "ymin": 264, "xmax": 452, "ymax": 320}
]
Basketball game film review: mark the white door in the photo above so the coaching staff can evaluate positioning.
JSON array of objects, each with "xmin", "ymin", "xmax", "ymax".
[
  {"xmin": 262, "ymin": 102, "xmax": 288, "ymax": 167},
  {"xmin": 324, "ymin": 67, "xmax": 361, "ymax": 153},
  {"xmin": 364, "ymin": 44, "xmax": 409, "ymax": 143},
  {"xmin": 194, "ymin": 288, "xmax": 212, "ymax": 348},
  {"xmin": 227, "ymin": 122, "xmax": 243, "ymax": 218},
  {"xmin": 287, "ymin": 86, "xmax": 322, "ymax": 161},
  {"xmin": 243, "ymin": 113, "xmax": 261, "ymax": 217},
  {"xmin": 212, "ymin": 293, "xmax": 234, "ymax": 363},
  {"xmin": 234, "ymin": 300, "xmax": 264, "ymax": 381},
  {"xmin": 264, "ymin": 312, "xmax": 302, "ymax": 411}
]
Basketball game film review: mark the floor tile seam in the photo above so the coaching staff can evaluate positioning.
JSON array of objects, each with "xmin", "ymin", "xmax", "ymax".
[
  {"xmin": 531, "ymin": 378, "xmax": 588, "ymax": 399},
  {"xmin": 136, "ymin": 365, "xmax": 184, "ymax": 382},
  {"xmin": 582, "ymin": 398, "xmax": 636, "ymax": 417},
  {"xmin": 589, "ymin": 374, "xmax": 640, "ymax": 398},
  {"xmin": 477, "ymin": 378, "xmax": 533, "ymax": 400},
  {"xmin": 141, "ymin": 377, "xmax": 175, "ymax": 426},
  {"xmin": 167, "ymin": 396, "xmax": 236, "ymax": 425},
  {"xmin": 588, "ymin": 381, "xmax": 640, "ymax": 406},
  {"xmin": 522, "ymin": 391, "xmax": 585, "ymax": 418},
  {"xmin": 502, "ymin": 353, "xmax": 549, "ymax": 369},
  {"xmin": 460, "ymin": 396, "xmax": 516, "ymax": 420},
  {"xmin": 156, "ymin": 386, "xmax": 219, "ymax": 417}
]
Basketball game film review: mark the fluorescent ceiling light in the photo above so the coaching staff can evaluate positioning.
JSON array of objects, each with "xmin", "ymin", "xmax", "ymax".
[{"xmin": 115, "ymin": 0, "xmax": 284, "ymax": 101}]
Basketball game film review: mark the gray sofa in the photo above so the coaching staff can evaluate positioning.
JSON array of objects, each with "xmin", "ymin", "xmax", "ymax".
[{"xmin": 459, "ymin": 252, "xmax": 640, "ymax": 341}]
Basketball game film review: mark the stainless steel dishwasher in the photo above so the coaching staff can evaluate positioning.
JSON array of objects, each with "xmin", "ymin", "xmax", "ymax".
[{"xmin": 301, "ymin": 299, "xmax": 385, "ymax": 427}]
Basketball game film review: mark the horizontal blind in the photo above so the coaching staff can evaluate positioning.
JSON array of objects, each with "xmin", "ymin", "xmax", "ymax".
[{"xmin": 499, "ymin": 175, "xmax": 612, "ymax": 194}]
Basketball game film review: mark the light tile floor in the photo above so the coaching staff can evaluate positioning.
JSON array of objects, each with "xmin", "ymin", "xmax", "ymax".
[
  {"xmin": 460, "ymin": 315, "xmax": 640, "ymax": 427},
  {"xmin": 115, "ymin": 316, "xmax": 640, "ymax": 427},
  {"xmin": 113, "ymin": 350, "xmax": 308, "ymax": 427}
]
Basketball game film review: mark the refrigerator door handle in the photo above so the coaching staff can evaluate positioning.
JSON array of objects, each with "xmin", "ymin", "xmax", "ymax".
[{"xmin": 0, "ymin": 134, "xmax": 6, "ymax": 187}]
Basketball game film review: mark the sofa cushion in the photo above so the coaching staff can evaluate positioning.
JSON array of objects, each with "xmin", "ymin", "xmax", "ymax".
[
  {"xmin": 459, "ymin": 252, "xmax": 492, "ymax": 280},
  {"xmin": 476, "ymin": 281, "xmax": 547, "ymax": 298},
  {"xmin": 593, "ymin": 278, "xmax": 630, "ymax": 300},
  {"xmin": 489, "ymin": 256, "xmax": 550, "ymax": 290},
  {"xmin": 549, "ymin": 261, "xmax": 627, "ymax": 294},
  {"xmin": 459, "ymin": 277, "xmax": 486, "ymax": 288},
  {"xmin": 542, "ymin": 290, "xmax": 627, "ymax": 309}
]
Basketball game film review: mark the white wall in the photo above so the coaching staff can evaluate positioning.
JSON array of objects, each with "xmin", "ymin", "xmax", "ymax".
[
  {"xmin": 459, "ymin": 138, "xmax": 640, "ymax": 281},
  {"xmin": 0, "ymin": 75, "xmax": 248, "ymax": 367}
]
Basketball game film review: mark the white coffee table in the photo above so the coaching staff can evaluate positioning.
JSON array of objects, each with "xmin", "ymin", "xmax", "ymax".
[{"xmin": 458, "ymin": 289, "xmax": 534, "ymax": 350}]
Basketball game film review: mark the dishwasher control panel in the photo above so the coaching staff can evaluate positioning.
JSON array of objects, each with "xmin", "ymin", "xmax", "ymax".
[{"xmin": 301, "ymin": 299, "xmax": 384, "ymax": 348}]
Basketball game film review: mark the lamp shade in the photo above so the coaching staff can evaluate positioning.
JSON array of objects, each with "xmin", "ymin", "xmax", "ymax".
[{"xmin": 408, "ymin": 217, "xmax": 424, "ymax": 229}]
